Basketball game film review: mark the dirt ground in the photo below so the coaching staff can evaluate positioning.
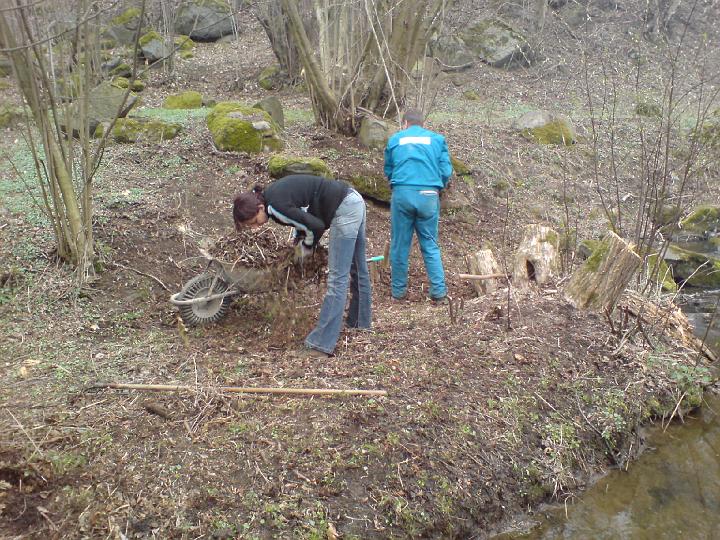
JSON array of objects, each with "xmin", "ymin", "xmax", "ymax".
[{"xmin": 2, "ymin": 4, "xmax": 720, "ymax": 540}]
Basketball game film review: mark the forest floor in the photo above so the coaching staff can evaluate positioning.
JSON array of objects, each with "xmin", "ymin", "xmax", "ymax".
[{"xmin": 2, "ymin": 5, "xmax": 720, "ymax": 540}]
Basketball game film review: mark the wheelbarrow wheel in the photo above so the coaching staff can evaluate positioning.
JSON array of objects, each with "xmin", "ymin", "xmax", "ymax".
[{"xmin": 177, "ymin": 273, "xmax": 233, "ymax": 326}]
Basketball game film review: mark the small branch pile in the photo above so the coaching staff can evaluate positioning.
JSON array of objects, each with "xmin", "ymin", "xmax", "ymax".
[{"xmin": 209, "ymin": 227, "xmax": 329, "ymax": 285}]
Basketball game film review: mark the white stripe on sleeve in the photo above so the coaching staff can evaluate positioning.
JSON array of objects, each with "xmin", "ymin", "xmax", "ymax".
[{"xmin": 399, "ymin": 136, "xmax": 431, "ymax": 146}]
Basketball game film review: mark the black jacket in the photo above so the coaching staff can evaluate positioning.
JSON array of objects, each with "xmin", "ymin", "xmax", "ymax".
[{"xmin": 263, "ymin": 175, "xmax": 350, "ymax": 247}]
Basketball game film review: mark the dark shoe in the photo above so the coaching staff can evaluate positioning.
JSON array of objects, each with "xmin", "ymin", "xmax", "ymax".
[
  {"xmin": 431, "ymin": 296, "xmax": 448, "ymax": 305},
  {"xmin": 301, "ymin": 347, "xmax": 331, "ymax": 359}
]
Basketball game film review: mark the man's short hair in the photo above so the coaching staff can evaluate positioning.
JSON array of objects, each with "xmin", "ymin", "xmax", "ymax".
[{"xmin": 402, "ymin": 109, "xmax": 424, "ymax": 126}]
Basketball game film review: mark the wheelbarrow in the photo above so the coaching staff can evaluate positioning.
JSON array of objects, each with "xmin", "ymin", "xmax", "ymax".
[{"xmin": 170, "ymin": 253, "xmax": 385, "ymax": 326}]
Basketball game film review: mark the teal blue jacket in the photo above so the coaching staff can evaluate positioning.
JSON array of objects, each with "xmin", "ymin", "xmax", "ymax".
[{"xmin": 384, "ymin": 125, "xmax": 453, "ymax": 190}]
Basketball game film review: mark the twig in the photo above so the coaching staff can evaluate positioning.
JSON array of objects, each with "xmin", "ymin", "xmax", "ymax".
[
  {"xmin": 6, "ymin": 409, "xmax": 43, "ymax": 458},
  {"xmin": 111, "ymin": 262, "xmax": 170, "ymax": 291},
  {"xmin": 90, "ymin": 382, "xmax": 387, "ymax": 397}
]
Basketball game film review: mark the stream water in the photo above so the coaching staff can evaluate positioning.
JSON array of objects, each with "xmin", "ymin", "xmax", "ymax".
[{"xmin": 497, "ymin": 239, "xmax": 720, "ymax": 540}]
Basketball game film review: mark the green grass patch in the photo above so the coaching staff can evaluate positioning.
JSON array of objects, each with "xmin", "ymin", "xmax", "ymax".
[
  {"xmin": 284, "ymin": 108, "xmax": 315, "ymax": 125},
  {"xmin": 130, "ymin": 106, "xmax": 209, "ymax": 124},
  {"xmin": 0, "ymin": 138, "xmax": 50, "ymax": 227}
]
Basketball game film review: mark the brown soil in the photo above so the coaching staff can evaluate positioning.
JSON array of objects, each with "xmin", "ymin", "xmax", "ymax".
[{"xmin": 1, "ymin": 4, "xmax": 719, "ymax": 540}]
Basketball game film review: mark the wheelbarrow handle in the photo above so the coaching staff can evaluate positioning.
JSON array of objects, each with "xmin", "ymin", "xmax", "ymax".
[
  {"xmin": 366, "ymin": 256, "xmax": 384, "ymax": 263},
  {"xmin": 169, "ymin": 290, "xmax": 237, "ymax": 306}
]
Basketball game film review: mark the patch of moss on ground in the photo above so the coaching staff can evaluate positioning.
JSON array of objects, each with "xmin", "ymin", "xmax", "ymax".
[
  {"xmin": 635, "ymin": 101, "xmax": 662, "ymax": 118},
  {"xmin": 163, "ymin": 90, "xmax": 203, "ymax": 109},
  {"xmin": 174, "ymin": 35, "xmax": 195, "ymax": 51}
]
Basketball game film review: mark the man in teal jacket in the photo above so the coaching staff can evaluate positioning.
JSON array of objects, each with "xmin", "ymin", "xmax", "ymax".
[{"xmin": 384, "ymin": 109, "xmax": 453, "ymax": 302}]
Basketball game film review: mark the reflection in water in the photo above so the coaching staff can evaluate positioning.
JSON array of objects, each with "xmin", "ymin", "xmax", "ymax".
[{"xmin": 518, "ymin": 394, "xmax": 720, "ymax": 539}]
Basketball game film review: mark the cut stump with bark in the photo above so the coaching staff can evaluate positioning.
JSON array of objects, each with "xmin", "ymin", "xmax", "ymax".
[
  {"xmin": 466, "ymin": 249, "xmax": 501, "ymax": 295},
  {"xmin": 565, "ymin": 231, "xmax": 641, "ymax": 311},
  {"xmin": 512, "ymin": 224, "xmax": 561, "ymax": 287}
]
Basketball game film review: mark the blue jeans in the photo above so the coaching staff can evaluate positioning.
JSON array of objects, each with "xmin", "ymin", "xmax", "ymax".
[
  {"xmin": 390, "ymin": 186, "xmax": 447, "ymax": 299},
  {"xmin": 305, "ymin": 190, "xmax": 371, "ymax": 354}
]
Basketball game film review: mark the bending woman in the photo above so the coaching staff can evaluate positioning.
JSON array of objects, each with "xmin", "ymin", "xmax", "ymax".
[{"xmin": 233, "ymin": 174, "xmax": 372, "ymax": 358}]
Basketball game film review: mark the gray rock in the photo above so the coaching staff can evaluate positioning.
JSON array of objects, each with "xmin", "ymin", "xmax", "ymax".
[
  {"xmin": 253, "ymin": 96, "xmax": 284, "ymax": 130},
  {"xmin": 358, "ymin": 117, "xmax": 393, "ymax": 150},
  {"xmin": 103, "ymin": 8, "xmax": 145, "ymax": 46},
  {"xmin": 140, "ymin": 33, "xmax": 172, "ymax": 64},
  {"xmin": 61, "ymin": 81, "xmax": 137, "ymax": 136},
  {"xmin": 175, "ymin": 0, "xmax": 234, "ymax": 42},
  {"xmin": 462, "ymin": 19, "xmax": 533, "ymax": 68},
  {"xmin": 429, "ymin": 34, "xmax": 475, "ymax": 72}
]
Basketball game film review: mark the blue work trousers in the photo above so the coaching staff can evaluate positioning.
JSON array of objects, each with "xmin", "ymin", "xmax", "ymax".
[
  {"xmin": 305, "ymin": 190, "xmax": 372, "ymax": 354},
  {"xmin": 390, "ymin": 186, "xmax": 447, "ymax": 300}
]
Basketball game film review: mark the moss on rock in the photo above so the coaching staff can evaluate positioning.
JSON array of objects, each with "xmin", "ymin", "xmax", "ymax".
[
  {"xmin": 111, "ymin": 76, "xmax": 129, "ymax": 89},
  {"xmin": 111, "ymin": 117, "xmax": 182, "ymax": 143},
  {"xmin": 258, "ymin": 64, "xmax": 282, "ymax": 90},
  {"xmin": 462, "ymin": 90, "xmax": 481, "ymax": 101},
  {"xmin": 522, "ymin": 120, "xmax": 575, "ymax": 145},
  {"xmin": 347, "ymin": 174, "xmax": 391, "ymax": 204},
  {"xmin": 680, "ymin": 205, "xmax": 720, "ymax": 235},
  {"xmin": 635, "ymin": 101, "xmax": 662, "ymax": 118},
  {"xmin": 111, "ymin": 7, "xmax": 141, "ymax": 26},
  {"xmin": 647, "ymin": 254, "xmax": 678, "ymax": 293},
  {"xmin": 109, "ymin": 63, "xmax": 132, "ymax": 77},
  {"xmin": 0, "ymin": 103, "xmax": 23, "ymax": 128},
  {"xmin": 139, "ymin": 30, "xmax": 161, "ymax": 47},
  {"xmin": 130, "ymin": 80, "xmax": 145, "ymax": 92},
  {"xmin": 179, "ymin": 50, "xmax": 195, "ymax": 59},
  {"xmin": 174, "ymin": 35, "xmax": 195, "ymax": 51},
  {"xmin": 206, "ymin": 101, "xmax": 283, "ymax": 153},
  {"xmin": 268, "ymin": 155, "xmax": 331, "ymax": 178},
  {"xmin": 163, "ymin": 90, "xmax": 203, "ymax": 109},
  {"xmin": 450, "ymin": 155, "xmax": 471, "ymax": 177},
  {"xmin": 666, "ymin": 244, "xmax": 720, "ymax": 288}
]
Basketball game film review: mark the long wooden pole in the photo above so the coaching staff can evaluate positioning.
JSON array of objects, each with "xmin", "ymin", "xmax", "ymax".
[
  {"xmin": 97, "ymin": 382, "xmax": 387, "ymax": 397},
  {"xmin": 458, "ymin": 273, "xmax": 506, "ymax": 281}
]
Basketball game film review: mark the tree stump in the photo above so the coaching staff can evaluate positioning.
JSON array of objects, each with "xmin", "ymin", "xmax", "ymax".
[
  {"xmin": 466, "ymin": 249, "xmax": 501, "ymax": 295},
  {"xmin": 512, "ymin": 224, "xmax": 561, "ymax": 287},
  {"xmin": 565, "ymin": 231, "xmax": 641, "ymax": 311}
]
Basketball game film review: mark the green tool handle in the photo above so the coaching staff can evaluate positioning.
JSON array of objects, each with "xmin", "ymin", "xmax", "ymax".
[{"xmin": 366, "ymin": 256, "xmax": 385, "ymax": 263}]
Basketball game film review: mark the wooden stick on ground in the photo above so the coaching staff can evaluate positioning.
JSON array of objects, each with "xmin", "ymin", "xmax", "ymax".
[
  {"xmin": 458, "ymin": 273, "xmax": 507, "ymax": 281},
  {"xmin": 93, "ymin": 382, "xmax": 387, "ymax": 397}
]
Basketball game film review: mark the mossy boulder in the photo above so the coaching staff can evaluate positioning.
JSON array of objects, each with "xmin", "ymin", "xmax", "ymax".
[
  {"xmin": 514, "ymin": 110, "xmax": 576, "ymax": 145},
  {"xmin": 175, "ymin": 0, "xmax": 234, "ymax": 42},
  {"xmin": 347, "ymin": 174, "xmax": 391, "ymax": 204},
  {"xmin": 0, "ymin": 54, "xmax": 12, "ymax": 77},
  {"xmin": 679, "ymin": 205, "xmax": 720, "ymax": 236},
  {"xmin": 253, "ymin": 96, "xmax": 284, "ymax": 130},
  {"xmin": 103, "ymin": 8, "xmax": 146, "ymax": 46},
  {"xmin": 207, "ymin": 102, "xmax": 283, "ymax": 153},
  {"xmin": 258, "ymin": 64, "xmax": 284, "ymax": 91},
  {"xmin": 267, "ymin": 155, "xmax": 331, "ymax": 179},
  {"xmin": 0, "ymin": 80, "xmax": 11, "ymax": 90},
  {"xmin": 174, "ymin": 35, "xmax": 195, "ymax": 51},
  {"xmin": 450, "ymin": 155, "xmax": 471, "ymax": 177},
  {"xmin": 111, "ymin": 77, "xmax": 130, "ymax": 89},
  {"xmin": 179, "ymin": 50, "xmax": 195, "ymax": 60},
  {"xmin": 109, "ymin": 63, "xmax": 132, "ymax": 77},
  {"xmin": 139, "ymin": 31, "xmax": 172, "ymax": 64},
  {"xmin": 461, "ymin": 19, "xmax": 533, "ymax": 68},
  {"xmin": 130, "ymin": 79, "xmax": 145, "ymax": 92},
  {"xmin": 664, "ymin": 244, "xmax": 720, "ymax": 288},
  {"xmin": 635, "ymin": 101, "xmax": 662, "ymax": 117},
  {"xmin": 163, "ymin": 90, "xmax": 203, "ymax": 109},
  {"xmin": 428, "ymin": 34, "xmax": 475, "ymax": 72},
  {"xmin": 693, "ymin": 120, "xmax": 720, "ymax": 148},
  {"xmin": 463, "ymin": 90, "xmax": 481, "ymax": 101},
  {"xmin": 60, "ymin": 80, "xmax": 138, "ymax": 135},
  {"xmin": 105, "ymin": 117, "xmax": 182, "ymax": 143},
  {"xmin": 647, "ymin": 253, "xmax": 678, "ymax": 293},
  {"xmin": 0, "ymin": 103, "xmax": 23, "ymax": 129},
  {"xmin": 358, "ymin": 117, "xmax": 393, "ymax": 150}
]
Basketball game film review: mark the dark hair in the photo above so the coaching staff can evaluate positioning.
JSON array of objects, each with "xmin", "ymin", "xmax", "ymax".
[
  {"xmin": 402, "ymin": 108, "xmax": 424, "ymax": 126},
  {"xmin": 233, "ymin": 185, "xmax": 265, "ymax": 229}
]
